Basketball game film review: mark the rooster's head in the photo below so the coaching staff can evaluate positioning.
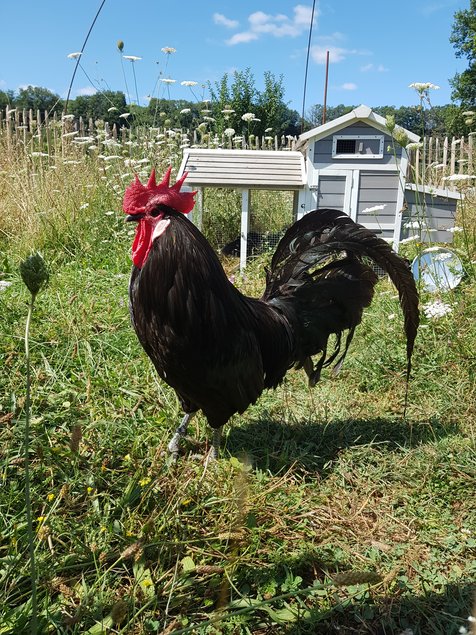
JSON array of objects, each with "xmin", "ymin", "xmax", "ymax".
[{"xmin": 123, "ymin": 167, "xmax": 196, "ymax": 268}]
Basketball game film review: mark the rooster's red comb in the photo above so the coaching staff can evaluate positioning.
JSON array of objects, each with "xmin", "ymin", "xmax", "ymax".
[{"xmin": 123, "ymin": 167, "xmax": 196, "ymax": 215}]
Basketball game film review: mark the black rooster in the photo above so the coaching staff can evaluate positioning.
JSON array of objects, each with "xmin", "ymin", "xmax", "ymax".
[{"xmin": 125, "ymin": 168, "xmax": 419, "ymax": 458}]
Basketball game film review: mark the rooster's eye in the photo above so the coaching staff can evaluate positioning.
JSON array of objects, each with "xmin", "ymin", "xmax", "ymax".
[{"xmin": 150, "ymin": 208, "xmax": 162, "ymax": 218}]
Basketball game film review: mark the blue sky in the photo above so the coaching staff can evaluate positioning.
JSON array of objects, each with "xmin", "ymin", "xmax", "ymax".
[{"xmin": 0, "ymin": 0, "xmax": 468, "ymax": 113}]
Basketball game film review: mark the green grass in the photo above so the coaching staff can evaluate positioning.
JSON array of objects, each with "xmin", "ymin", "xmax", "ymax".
[{"xmin": 1, "ymin": 145, "xmax": 476, "ymax": 633}]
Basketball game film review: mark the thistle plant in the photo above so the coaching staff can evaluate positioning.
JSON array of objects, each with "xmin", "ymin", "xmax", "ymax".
[{"xmin": 19, "ymin": 252, "xmax": 49, "ymax": 634}]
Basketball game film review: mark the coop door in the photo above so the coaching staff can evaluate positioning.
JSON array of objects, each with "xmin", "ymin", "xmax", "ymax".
[{"xmin": 313, "ymin": 170, "xmax": 354, "ymax": 218}]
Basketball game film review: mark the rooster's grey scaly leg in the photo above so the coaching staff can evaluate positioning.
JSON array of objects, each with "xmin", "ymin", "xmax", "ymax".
[
  {"xmin": 210, "ymin": 426, "xmax": 223, "ymax": 460},
  {"xmin": 168, "ymin": 412, "xmax": 195, "ymax": 458}
]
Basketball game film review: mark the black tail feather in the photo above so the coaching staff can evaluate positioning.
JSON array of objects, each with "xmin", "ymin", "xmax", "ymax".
[{"xmin": 264, "ymin": 209, "xmax": 419, "ymax": 382}]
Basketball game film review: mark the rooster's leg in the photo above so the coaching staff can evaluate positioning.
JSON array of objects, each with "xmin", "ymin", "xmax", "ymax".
[
  {"xmin": 210, "ymin": 426, "xmax": 223, "ymax": 460},
  {"xmin": 167, "ymin": 412, "xmax": 195, "ymax": 457}
]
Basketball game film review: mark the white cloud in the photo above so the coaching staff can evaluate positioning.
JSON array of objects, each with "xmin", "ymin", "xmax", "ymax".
[
  {"xmin": 341, "ymin": 83, "xmax": 357, "ymax": 90},
  {"xmin": 311, "ymin": 45, "xmax": 370, "ymax": 64},
  {"xmin": 360, "ymin": 63, "xmax": 389, "ymax": 72},
  {"xmin": 213, "ymin": 13, "xmax": 239, "ymax": 28},
  {"xmin": 226, "ymin": 4, "xmax": 317, "ymax": 46},
  {"xmin": 76, "ymin": 86, "xmax": 97, "ymax": 96},
  {"xmin": 227, "ymin": 32, "xmax": 259, "ymax": 45},
  {"xmin": 311, "ymin": 46, "xmax": 347, "ymax": 64}
]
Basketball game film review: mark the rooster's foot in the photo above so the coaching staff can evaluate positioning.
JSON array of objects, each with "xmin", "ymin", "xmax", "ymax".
[{"xmin": 167, "ymin": 412, "xmax": 196, "ymax": 459}]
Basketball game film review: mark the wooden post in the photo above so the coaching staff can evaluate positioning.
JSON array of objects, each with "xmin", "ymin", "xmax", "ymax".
[{"xmin": 240, "ymin": 189, "xmax": 250, "ymax": 273}]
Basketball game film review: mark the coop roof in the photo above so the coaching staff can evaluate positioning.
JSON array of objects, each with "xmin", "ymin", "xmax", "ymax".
[
  {"xmin": 177, "ymin": 149, "xmax": 306, "ymax": 190},
  {"xmin": 298, "ymin": 104, "xmax": 420, "ymax": 144}
]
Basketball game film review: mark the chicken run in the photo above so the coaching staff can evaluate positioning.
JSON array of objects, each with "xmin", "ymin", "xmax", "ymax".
[{"xmin": 124, "ymin": 167, "xmax": 419, "ymax": 459}]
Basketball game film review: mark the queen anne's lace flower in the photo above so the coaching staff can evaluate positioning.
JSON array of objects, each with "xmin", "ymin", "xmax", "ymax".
[{"xmin": 422, "ymin": 300, "xmax": 453, "ymax": 319}]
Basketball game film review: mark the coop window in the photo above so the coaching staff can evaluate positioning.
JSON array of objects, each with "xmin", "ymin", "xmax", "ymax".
[{"xmin": 332, "ymin": 134, "xmax": 384, "ymax": 159}]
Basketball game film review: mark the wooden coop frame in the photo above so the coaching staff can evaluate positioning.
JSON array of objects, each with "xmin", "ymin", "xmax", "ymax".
[{"xmin": 177, "ymin": 149, "xmax": 306, "ymax": 271}]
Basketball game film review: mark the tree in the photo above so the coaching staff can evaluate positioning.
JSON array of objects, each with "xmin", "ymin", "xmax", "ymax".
[
  {"xmin": 68, "ymin": 91, "xmax": 127, "ymax": 127},
  {"xmin": 450, "ymin": 0, "xmax": 476, "ymax": 105},
  {"xmin": 14, "ymin": 86, "xmax": 62, "ymax": 115},
  {"xmin": 0, "ymin": 90, "xmax": 14, "ymax": 110}
]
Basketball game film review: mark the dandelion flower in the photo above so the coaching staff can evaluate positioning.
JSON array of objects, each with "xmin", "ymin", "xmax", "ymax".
[
  {"xmin": 67, "ymin": 52, "xmax": 82, "ymax": 59},
  {"xmin": 360, "ymin": 204, "xmax": 386, "ymax": 214},
  {"xmin": 123, "ymin": 55, "xmax": 142, "ymax": 62},
  {"xmin": 181, "ymin": 80, "xmax": 198, "ymax": 86},
  {"xmin": 161, "ymin": 47, "xmax": 176, "ymax": 54}
]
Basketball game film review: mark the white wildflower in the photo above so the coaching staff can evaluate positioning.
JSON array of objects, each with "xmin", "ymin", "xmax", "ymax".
[
  {"xmin": 62, "ymin": 114, "xmax": 75, "ymax": 121},
  {"xmin": 107, "ymin": 106, "xmax": 118, "ymax": 112},
  {"xmin": 388, "ymin": 313, "xmax": 396, "ymax": 320},
  {"xmin": 423, "ymin": 300, "xmax": 453, "ymax": 319},
  {"xmin": 361, "ymin": 204, "xmax": 387, "ymax": 214},
  {"xmin": 181, "ymin": 80, "xmax": 197, "ymax": 86},
  {"xmin": 0, "ymin": 280, "xmax": 12, "ymax": 291},
  {"xmin": 203, "ymin": 116, "xmax": 215, "ymax": 122},
  {"xmin": 224, "ymin": 128, "xmax": 236, "ymax": 137},
  {"xmin": 444, "ymin": 174, "xmax": 476, "ymax": 182},
  {"xmin": 434, "ymin": 252, "xmax": 453, "ymax": 262},
  {"xmin": 448, "ymin": 226, "xmax": 463, "ymax": 233},
  {"xmin": 408, "ymin": 82, "xmax": 440, "ymax": 92},
  {"xmin": 180, "ymin": 108, "xmax": 191, "ymax": 115},
  {"xmin": 241, "ymin": 112, "xmax": 256, "ymax": 122},
  {"xmin": 105, "ymin": 211, "xmax": 115, "ymax": 216},
  {"xmin": 67, "ymin": 52, "xmax": 82, "ymax": 59},
  {"xmin": 120, "ymin": 113, "xmax": 131, "ymax": 119},
  {"xmin": 404, "ymin": 220, "xmax": 421, "ymax": 229},
  {"xmin": 400, "ymin": 235, "xmax": 420, "ymax": 244},
  {"xmin": 62, "ymin": 131, "xmax": 78, "ymax": 138},
  {"xmin": 123, "ymin": 55, "xmax": 142, "ymax": 62},
  {"xmin": 222, "ymin": 108, "xmax": 235, "ymax": 114},
  {"xmin": 405, "ymin": 142, "xmax": 423, "ymax": 151},
  {"xmin": 101, "ymin": 155, "xmax": 122, "ymax": 161},
  {"xmin": 31, "ymin": 152, "xmax": 49, "ymax": 157},
  {"xmin": 79, "ymin": 203, "xmax": 89, "ymax": 210},
  {"xmin": 462, "ymin": 111, "xmax": 475, "ymax": 117},
  {"xmin": 265, "ymin": 127, "xmax": 273, "ymax": 132},
  {"xmin": 161, "ymin": 47, "xmax": 176, "ymax": 54},
  {"xmin": 160, "ymin": 78, "xmax": 176, "ymax": 84}
]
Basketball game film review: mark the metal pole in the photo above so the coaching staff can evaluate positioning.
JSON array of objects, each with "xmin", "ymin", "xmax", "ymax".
[{"xmin": 322, "ymin": 50, "xmax": 330, "ymax": 124}]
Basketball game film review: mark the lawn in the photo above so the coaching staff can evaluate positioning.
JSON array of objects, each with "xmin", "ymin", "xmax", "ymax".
[{"xmin": 0, "ymin": 130, "xmax": 475, "ymax": 634}]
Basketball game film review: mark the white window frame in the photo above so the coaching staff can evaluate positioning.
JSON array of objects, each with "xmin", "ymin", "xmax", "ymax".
[{"xmin": 332, "ymin": 134, "xmax": 384, "ymax": 159}]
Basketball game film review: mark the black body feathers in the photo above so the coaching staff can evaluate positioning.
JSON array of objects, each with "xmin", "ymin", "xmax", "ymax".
[{"xmin": 129, "ymin": 207, "xmax": 419, "ymax": 429}]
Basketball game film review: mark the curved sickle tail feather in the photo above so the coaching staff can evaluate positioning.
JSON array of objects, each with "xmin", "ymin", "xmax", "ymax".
[{"xmin": 265, "ymin": 208, "xmax": 420, "ymax": 387}]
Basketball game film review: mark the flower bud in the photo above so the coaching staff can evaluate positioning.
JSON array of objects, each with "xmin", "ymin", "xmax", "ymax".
[
  {"xmin": 117, "ymin": 40, "xmax": 124, "ymax": 52},
  {"xmin": 20, "ymin": 252, "xmax": 49, "ymax": 297}
]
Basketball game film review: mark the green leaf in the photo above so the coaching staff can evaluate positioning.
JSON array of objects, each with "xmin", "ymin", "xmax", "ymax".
[{"xmin": 181, "ymin": 556, "xmax": 196, "ymax": 572}]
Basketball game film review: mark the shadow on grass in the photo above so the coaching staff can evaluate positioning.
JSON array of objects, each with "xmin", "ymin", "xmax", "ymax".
[
  {"xmin": 280, "ymin": 582, "xmax": 475, "ymax": 634},
  {"xmin": 224, "ymin": 415, "xmax": 459, "ymax": 476}
]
